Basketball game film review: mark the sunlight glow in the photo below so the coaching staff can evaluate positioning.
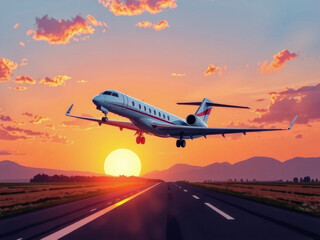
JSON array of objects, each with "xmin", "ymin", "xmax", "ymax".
[{"xmin": 104, "ymin": 149, "xmax": 141, "ymax": 177}]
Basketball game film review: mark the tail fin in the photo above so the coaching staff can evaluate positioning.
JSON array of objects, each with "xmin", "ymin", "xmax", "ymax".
[{"xmin": 177, "ymin": 98, "xmax": 250, "ymax": 123}]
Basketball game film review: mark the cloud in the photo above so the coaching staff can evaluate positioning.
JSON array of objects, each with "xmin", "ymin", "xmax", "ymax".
[
  {"xmin": 22, "ymin": 112, "xmax": 50, "ymax": 124},
  {"xmin": 153, "ymin": 20, "xmax": 169, "ymax": 31},
  {"xmin": 136, "ymin": 21, "xmax": 153, "ymax": 28},
  {"xmin": 205, "ymin": 64, "xmax": 223, "ymax": 76},
  {"xmin": 14, "ymin": 23, "xmax": 19, "ymax": 29},
  {"xmin": 77, "ymin": 80, "xmax": 88, "ymax": 83},
  {"xmin": 0, "ymin": 129, "xmax": 28, "ymax": 140},
  {"xmin": 251, "ymin": 82, "xmax": 320, "ymax": 124},
  {"xmin": 39, "ymin": 75, "xmax": 71, "ymax": 87},
  {"xmin": 0, "ymin": 113, "xmax": 13, "ymax": 122},
  {"xmin": 295, "ymin": 134, "xmax": 303, "ymax": 139},
  {"xmin": 136, "ymin": 20, "xmax": 170, "ymax": 31},
  {"xmin": 26, "ymin": 14, "xmax": 100, "ymax": 44},
  {"xmin": 259, "ymin": 49, "xmax": 297, "ymax": 74},
  {"xmin": 256, "ymin": 98, "xmax": 265, "ymax": 102},
  {"xmin": 0, "ymin": 150, "xmax": 25, "ymax": 155},
  {"xmin": 86, "ymin": 14, "xmax": 108, "ymax": 28},
  {"xmin": 170, "ymin": 73, "xmax": 186, "ymax": 77},
  {"xmin": 99, "ymin": 0, "xmax": 177, "ymax": 16},
  {"xmin": 50, "ymin": 134, "xmax": 73, "ymax": 144},
  {"xmin": 0, "ymin": 57, "xmax": 18, "ymax": 82},
  {"xmin": 0, "ymin": 123, "xmax": 47, "ymax": 140},
  {"xmin": 15, "ymin": 86, "xmax": 27, "ymax": 91},
  {"xmin": 14, "ymin": 75, "xmax": 36, "ymax": 84},
  {"xmin": 19, "ymin": 41, "xmax": 25, "ymax": 47},
  {"xmin": 20, "ymin": 58, "xmax": 28, "ymax": 66}
]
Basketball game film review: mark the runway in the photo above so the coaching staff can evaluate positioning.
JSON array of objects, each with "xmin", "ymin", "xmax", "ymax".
[{"xmin": 0, "ymin": 182, "xmax": 319, "ymax": 240}]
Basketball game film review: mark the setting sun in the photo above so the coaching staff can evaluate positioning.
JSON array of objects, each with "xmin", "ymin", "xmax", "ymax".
[{"xmin": 104, "ymin": 149, "xmax": 141, "ymax": 177}]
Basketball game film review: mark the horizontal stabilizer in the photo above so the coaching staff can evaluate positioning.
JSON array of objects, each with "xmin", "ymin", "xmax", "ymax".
[{"xmin": 177, "ymin": 101, "xmax": 250, "ymax": 109}]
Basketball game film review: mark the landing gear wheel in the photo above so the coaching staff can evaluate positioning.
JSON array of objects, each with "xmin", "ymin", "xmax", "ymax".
[
  {"xmin": 176, "ymin": 140, "xmax": 181, "ymax": 148},
  {"xmin": 140, "ymin": 137, "xmax": 145, "ymax": 144},
  {"xmin": 102, "ymin": 116, "xmax": 108, "ymax": 122},
  {"xmin": 136, "ymin": 136, "xmax": 141, "ymax": 144},
  {"xmin": 181, "ymin": 140, "xmax": 186, "ymax": 148}
]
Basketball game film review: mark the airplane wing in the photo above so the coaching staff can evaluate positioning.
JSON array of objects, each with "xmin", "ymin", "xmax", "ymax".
[
  {"xmin": 152, "ymin": 115, "xmax": 298, "ymax": 138},
  {"xmin": 65, "ymin": 104, "xmax": 140, "ymax": 131}
]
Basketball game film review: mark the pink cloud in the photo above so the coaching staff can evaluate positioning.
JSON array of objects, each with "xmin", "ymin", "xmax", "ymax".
[
  {"xmin": 0, "ymin": 57, "xmax": 18, "ymax": 82},
  {"xmin": 99, "ymin": 0, "xmax": 177, "ymax": 16},
  {"xmin": 20, "ymin": 58, "xmax": 28, "ymax": 66},
  {"xmin": 205, "ymin": 64, "xmax": 223, "ymax": 76},
  {"xmin": 259, "ymin": 49, "xmax": 297, "ymax": 74},
  {"xmin": 15, "ymin": 86, "xmax": 27, "ymax": 91},
  {"xmin": 14, "ymin": 23, "xmax": 19, "ymax": 29},
  {"xmin": 14, "ymin": 75, "xmax": 36, "ymax": 84},
  {"xmin": 22, "ymin": 112, "xmax": 50, "ymax": 124},
  {"xmin": 27, "ymin": 15, "xmax": 99, "ymax": 44},
  {"xmin": 19, "ymin": 41, "xmax": 25, "ymax": 47},
  {"xmin": 251, "ymin": 82, "xmax": 320, "ymax": 124},
  {"xmin": 39, "ymin": 75, "xmax": 71, "ymax": 87},
  {"xmin": 153, "ymin": 20, "xmax": 169, "ymax": 31},
  {"xmin": 136, "ymin": 21, "xmax": 153, "ymax": 28},
  {"xmin": 50, "ymin": 134, "xmax": 73, "ymax": 144}
]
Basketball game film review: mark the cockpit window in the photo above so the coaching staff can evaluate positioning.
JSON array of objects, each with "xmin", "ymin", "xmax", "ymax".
[
  {"xmin": 112, "ymin": 92, "xmax": 119, "ymax": 97},
  {"xmin": 102, "ymin": 91, "xmax": 112, "ymax": 95}
]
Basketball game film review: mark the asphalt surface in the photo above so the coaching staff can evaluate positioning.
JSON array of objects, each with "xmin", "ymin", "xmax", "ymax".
[{"xmin": 0, "ymin": 182, "xmax": 319, "ymax": 240}]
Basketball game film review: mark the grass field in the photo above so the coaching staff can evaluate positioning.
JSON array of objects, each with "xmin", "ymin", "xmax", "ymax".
[
  {"xmin": 0, "ymin": 181, "xmax": 151, "ymax": 218},
  {"xmin": 190, "ymin": 182, "xmax": 320, "ymax": 216}
]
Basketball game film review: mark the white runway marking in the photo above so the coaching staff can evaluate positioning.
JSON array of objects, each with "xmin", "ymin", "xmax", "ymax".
[
  {"xmin": 90, "ymin": 208, "xmax": 96, "ymax": 212},
  {"xmin": 41, "ymin": 183, "xmax": 161, "ymax": 240},
  {"xmin": 108, "ymin": 202, "xmax": 112, "ymax": 205},
  {"xmin": 192, "ymin": 195, "xmax": 200, "ymax": 199},
  {"xmin": 16, "ymin": 238, "xmax": 23, "ymax": 240},
  {"xmin": 184, "ymin": 189, "xmax": 188, "ymax": 192},
  {"xmin": 205, "ymin": 202, "xmax": 235, "ymax": 220}
]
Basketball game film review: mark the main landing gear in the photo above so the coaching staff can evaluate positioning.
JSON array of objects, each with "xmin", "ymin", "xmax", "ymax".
[
  {"xmin": 136, "ymin": 132, "xmax": 145, "ymax": 144},
  {"xmin": 101, "ymin": 112, "xmax": 108, "ymax": 122},
  {"xmin": 176, "ymin": 139, "xmax": 186, "ymax": 148}
]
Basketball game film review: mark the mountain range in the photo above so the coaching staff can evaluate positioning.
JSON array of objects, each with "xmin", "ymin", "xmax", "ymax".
[
  {"xmin": 0, "ymin": 160, "xmax": 101, "ymax": 182},
  {"xmin": 143, "ymin": 157, "xmax": 320, "ymax": 182}
]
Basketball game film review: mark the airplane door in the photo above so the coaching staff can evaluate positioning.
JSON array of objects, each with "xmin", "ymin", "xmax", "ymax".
[{"xmin": 122, "ymin": 95, "xmax": 128, "ymax": 110}]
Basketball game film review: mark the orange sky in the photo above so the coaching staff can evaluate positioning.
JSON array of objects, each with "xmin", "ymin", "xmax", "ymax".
[{"xmin": 1, "ymin": 0, "xmax": 320, "ymax": 175}]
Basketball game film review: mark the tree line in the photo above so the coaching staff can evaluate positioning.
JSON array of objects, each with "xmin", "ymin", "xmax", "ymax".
[{"xmin": 30, "ymin": 174, "xmax": 162, "ymax": 183}]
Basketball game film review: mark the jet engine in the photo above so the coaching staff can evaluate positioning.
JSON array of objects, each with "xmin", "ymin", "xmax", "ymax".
[{"xmin": 186, "ymin": 114, "xmax": 207, "ymax": 127}]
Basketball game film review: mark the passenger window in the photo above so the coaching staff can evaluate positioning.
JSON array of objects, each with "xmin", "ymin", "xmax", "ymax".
[
  {"xmin": 144, "ymin": 106, "xmax": 146, "ymax": 111},
  {"xmin": 149, "ymin": 108, "xmax": 151, "ymax": 114},
  {"xmin": 167, "ymin": 116, "xmax": 170, "ymax": 120},
  {"xmin": 139, "ymin": 104, "xmax": 141, "ymax": 109},
  {"xmin": 159, "ymin": 112, "xmax": 161, "ymax": 117},
  {"xmin": 112, "ymin": 93, "xmax": 119, "ymax": 97},
  {"xmin": 132, "ymin": 101, "xmax": 135, "ymax": 107},
  {"xmin": 163, "ymin": 114, "xmax": 165, "ymax": 119},
  {"xmin": 154, "ymin": 110, "xmax": 156, "ymax": 115}
]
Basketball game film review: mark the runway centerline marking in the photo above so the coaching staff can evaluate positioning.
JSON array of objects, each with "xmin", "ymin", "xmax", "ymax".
[
  {"xmin": 90, "ymin": 208, "xmax": 96, "ymax": 212},
  {"xmin": 41, "ymin": 183, "xmax": 161, "ymax": 240},
  {"xmin": 184, "ymin": 189, "xmax": 188, "ymax": 192},
  {"xmin": 205, "ymin": 202, "xmax": 235, "ymax": 220},
  {"xmin": 192, "ymin": 195, "xmax": 200, "ymax": 199}
]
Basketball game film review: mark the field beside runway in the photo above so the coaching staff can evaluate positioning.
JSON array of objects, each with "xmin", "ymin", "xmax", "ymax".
[
  {"xmin": 190, "ymin": 182, "xmax": 320, "ymax": 216},
  {"xmin": 0, "ymin": 181, "xmax": 153, "ymax": 218}
]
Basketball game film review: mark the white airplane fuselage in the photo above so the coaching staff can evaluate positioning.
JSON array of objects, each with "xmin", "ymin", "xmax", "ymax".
[{"xmin": 92, "ymin": 90, "xmax": 191, "ymax": 139}]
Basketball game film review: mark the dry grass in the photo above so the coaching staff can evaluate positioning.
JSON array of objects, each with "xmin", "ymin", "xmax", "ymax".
[
  {"xmin": 191, "ymin": 182, "xmax": 320, "ymax": 216},
  {"xmin": 0, "ymin": 181, "xmax": 150, "ymax": 218}
]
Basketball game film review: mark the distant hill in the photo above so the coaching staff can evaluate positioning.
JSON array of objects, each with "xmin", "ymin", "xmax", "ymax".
[
  {"xmin": 143, "ymin": 157, "xmax": 320, "ymax": 182},
  {"xmin": 0, "ymin": 160, "xmax": 102, "ymax": 182}
]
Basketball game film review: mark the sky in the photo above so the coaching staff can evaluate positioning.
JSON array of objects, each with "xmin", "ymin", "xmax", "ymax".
[{"xmin": 1, "ymin": 0, "xmax": 320, "ymax": 176}]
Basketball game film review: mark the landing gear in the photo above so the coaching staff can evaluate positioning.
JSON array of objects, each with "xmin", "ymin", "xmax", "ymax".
[
  {"xmin": 102, "ymin": 116, "xmax": 108, "ymax": 122},
  {"xmin": 135, "ymin": 132, "xmax": 145, "ymax": 144},
  {"xmin": 176, "ymin": 139, "xmax": 186, "ymax": 148}
]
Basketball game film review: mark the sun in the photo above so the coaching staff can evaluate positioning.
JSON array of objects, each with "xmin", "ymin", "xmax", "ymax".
[{"xmin": 104, "ymin": 149, "xmax": 141, "ymax": 177}]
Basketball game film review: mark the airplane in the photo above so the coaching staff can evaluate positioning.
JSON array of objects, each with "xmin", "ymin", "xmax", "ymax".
[{"xmin": 66, "ymin": 90, "xmax": 298, "ymax": 148}]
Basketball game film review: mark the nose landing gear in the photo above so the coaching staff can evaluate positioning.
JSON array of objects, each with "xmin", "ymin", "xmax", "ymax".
[{"xmin": 176, "ymin": 139, "xmax": 186, "ymax": 148}]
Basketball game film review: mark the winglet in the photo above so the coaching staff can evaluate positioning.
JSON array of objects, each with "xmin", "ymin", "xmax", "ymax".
[
  {"xmin": 288, "ymin": 115, "xmax": 298, "ymax": 130},
  {"xmin": 66, "ymin": 104, "xmax": 73, "ymax": 116}
]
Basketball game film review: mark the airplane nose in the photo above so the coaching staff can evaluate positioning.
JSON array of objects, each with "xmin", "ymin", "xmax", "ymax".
[{"xmin": 92, "ymin": 96, "xmax": 100, "ymax": 106}]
